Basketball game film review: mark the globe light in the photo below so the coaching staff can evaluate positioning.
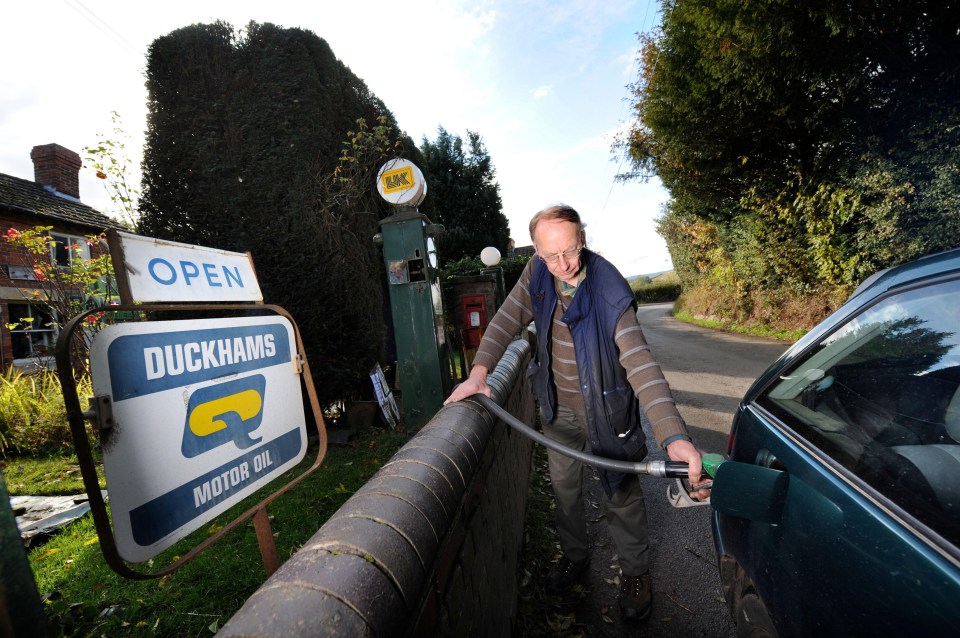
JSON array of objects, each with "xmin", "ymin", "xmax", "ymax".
[{"xmin": 480, "ymin": 246, "xmax": 501, "ymax": 267}]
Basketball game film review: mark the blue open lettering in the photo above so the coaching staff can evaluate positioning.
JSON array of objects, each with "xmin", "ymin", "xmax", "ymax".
[
  {"xmin": 180, "ymin": 261, "xmax": 200, "ymax": 285},
  {"xmin": 146, "ymin": 259, "xmax": 247, "ymax": 288},
  {"xmin": 224, "ymin": 266, "xmax": 244, "ymax": 288},
  {"xmin": 203, "ymin": 263, "xmax": 222, "ymax": 287},
  {"xmin": 148, "ymin": 258, "xmax": 177, "ymax": 285}
]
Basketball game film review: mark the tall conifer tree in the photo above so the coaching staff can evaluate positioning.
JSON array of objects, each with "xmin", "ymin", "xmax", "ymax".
[{"xmin": 140, "ymin": 21, "xmax": 423, "ymax": 406}]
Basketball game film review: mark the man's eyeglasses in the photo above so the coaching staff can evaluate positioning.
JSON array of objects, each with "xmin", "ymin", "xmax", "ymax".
[{"xmin": 539, "ymin": 245, "xmax": 582, "ymax": 264}]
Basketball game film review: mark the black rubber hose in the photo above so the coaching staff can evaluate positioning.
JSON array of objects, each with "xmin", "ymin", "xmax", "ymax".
[{"xmin": 472, "ymin": 394, "xmax": 689, "ymax": 478}]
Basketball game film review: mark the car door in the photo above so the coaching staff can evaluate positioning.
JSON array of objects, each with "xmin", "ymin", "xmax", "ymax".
[{"xmin": 713, "ymin": 275, "xmax": 960, "ymax": 637}]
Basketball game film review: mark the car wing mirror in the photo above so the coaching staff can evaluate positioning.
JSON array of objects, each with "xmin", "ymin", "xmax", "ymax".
[{"xmin": 712, "ymin": 461, "xmax": 788, "ymax": 524}]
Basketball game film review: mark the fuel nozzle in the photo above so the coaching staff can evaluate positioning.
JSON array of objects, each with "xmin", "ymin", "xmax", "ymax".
[
  {"xmin": 662, "ymin": 452, "xmax": 726, "ymax": 508},
  {"xmin": 636, "ymin": 452, "xmax": 726, "ymax": 479},
  {"xmin": 701, "ymin": 452, "xmax": 726, "ymax": 478}
]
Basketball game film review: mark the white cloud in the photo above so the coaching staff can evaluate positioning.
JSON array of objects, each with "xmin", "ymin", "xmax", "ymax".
[{"xmin": 532, "ymin": 85, "xmax": 552, "ymax": 99}]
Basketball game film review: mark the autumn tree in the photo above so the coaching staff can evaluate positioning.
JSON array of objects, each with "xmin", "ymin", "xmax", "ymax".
[{"xmin": 618, "ymin": 0, "xmax": 960, "ymax": 325}]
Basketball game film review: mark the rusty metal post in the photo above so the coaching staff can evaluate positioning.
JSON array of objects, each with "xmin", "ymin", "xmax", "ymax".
[{"xmin": 253, "ymin": 507, "xmax": 280, "ymax": 577}]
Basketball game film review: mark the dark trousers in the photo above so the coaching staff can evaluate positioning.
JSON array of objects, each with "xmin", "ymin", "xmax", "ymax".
[{"xmin": 543, "ymin": 405, "xmax": 651, "ymax": 576}]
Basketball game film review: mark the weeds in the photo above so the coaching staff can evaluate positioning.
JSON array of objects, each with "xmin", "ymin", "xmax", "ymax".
[
  {"xmin": 0, "ymin": 369, "xmax": 93, "ymax": 457},
  {"xmin": 516, "ymin": 443, "xmax": 565, "ymax": 637},
  {"xmin": 672, "ymin": 307, "xmax": 806, "ymax": 341}
]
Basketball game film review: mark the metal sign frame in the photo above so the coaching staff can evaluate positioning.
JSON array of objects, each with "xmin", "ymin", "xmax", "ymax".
[{"xmin": 56, "ymin": 302, "xmax": 327, "ymax": 580}]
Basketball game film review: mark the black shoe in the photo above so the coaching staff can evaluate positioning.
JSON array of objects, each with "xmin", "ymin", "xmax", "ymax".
[
  {"xmin": 619, "ymin": 572, "xmax": 652, "ymax": 622},
  {"xmin": 547, "ymin": 556, "xmax": 589, "ymax": 592}
]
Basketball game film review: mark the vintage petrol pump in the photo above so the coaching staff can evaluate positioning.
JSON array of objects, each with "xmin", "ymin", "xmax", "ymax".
[{"xmin": 374, "ymin": 159, "xmax": 453, "ymax": 429}]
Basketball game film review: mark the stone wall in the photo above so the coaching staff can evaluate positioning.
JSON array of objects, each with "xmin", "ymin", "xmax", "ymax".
[{"xmin": 219, "ymin": 335, "xmax": 536, "ymax": 637}]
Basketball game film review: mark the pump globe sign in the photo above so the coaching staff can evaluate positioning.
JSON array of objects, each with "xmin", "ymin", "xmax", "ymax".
[{"xmin": 90, "ymin": 316, "xmax": 307, "ymax": 563}]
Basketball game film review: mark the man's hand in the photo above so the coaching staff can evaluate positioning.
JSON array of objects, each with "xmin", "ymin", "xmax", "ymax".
[
  {"xmin": 666, "ymin": 439, "xmax": 712, "ymax": 500},
  {"xmin": 443, "ymin": 366, "xmax": 492, "ymax": 405}
]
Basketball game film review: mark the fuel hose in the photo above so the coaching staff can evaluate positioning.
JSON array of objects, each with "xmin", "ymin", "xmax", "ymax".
[{"xmin": 473, "ymin": 394, "xmax": 694, "ymax": 478}]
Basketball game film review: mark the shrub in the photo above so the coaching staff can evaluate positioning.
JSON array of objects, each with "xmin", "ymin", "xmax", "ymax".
[
  {"xmin": 441, "ymin": 254, "xmax": 530, "ymax": 291},
  {"xmin": 0, "ymin": 369, "xmax": 92, "ymax": 457},
  {"xmin": 632, "ymin": 280, "xmax": 682, "ymax": 304}
]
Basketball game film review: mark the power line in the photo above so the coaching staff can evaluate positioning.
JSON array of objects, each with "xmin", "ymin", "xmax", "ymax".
[{"xmin": 60, "ymin": 0, "xmax": 142, "ymax": 59}]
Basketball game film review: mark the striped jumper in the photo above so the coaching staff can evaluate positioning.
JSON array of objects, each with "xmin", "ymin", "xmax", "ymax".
[{"xmin": 471, "ymin": 259, "xmax": 689, "ymax": 448}]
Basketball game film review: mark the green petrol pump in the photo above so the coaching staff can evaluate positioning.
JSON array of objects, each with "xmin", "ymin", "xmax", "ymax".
[{"xmin": 374, "ymin": 159, "xmax": 453, "ymax": 429}]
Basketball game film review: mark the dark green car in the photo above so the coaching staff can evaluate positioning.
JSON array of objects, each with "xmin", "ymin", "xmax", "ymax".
[{"xmin": 712, "ymin": 247, "xmax": 960, "ymax": 637}]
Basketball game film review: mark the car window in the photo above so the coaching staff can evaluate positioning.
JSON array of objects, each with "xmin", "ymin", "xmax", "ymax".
[{"xmin": 758, "ymin": 277, "xmax": 960, "ymax": 543}]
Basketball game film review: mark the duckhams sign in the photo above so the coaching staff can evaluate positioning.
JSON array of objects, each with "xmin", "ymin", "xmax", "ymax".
[{"xmin": 90, "ymin": 316, "xmax": 307, "ymax": 563}]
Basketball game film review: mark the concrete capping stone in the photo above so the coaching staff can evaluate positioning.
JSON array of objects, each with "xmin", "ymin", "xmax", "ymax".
[
  {"xmin": 402, "ymin": 433, "xmax": 477, "ymax": 477},
  {"xmin": 387, "ymin": 445, "xmax": 467, "ymax": 492},
  {"xmin": 358, "ymin": 473, "xmax": 449, "ymax": 540},
  {"xmin": 306, "ymin": 515, "xmax": 424, "ymax": 610},
  {"xmin": 216, "ymin": 585, "xmax": 372, "ymax": 637},
  {"xmin": 377, "ymin": 459, "xmax": 459, "ymax": 520},
  {"xmin": 329, "ymin": 492, "xmax": 439, "ymax": 568}
]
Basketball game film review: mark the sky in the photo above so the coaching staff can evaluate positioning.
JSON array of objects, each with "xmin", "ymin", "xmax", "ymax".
[{"xmin": 1, "ymin": 0, "xmax": 673, "ymax": 277}]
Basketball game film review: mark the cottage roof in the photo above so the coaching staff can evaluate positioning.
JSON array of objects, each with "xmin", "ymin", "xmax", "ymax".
[{"xmin": 0, "ymin": 172, "xmax": 122, "ymax": 231}]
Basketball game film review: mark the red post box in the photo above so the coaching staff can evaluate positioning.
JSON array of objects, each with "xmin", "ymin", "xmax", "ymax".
[{"xmin": 461, "ymin": 294, "xmax": 487, "ymax": 348}]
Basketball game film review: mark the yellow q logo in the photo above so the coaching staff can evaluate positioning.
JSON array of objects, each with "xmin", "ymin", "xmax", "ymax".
[
  {"xmin": 189, "ymin": 389, "xmax": 262, "ymax": 436},
  {"xmin": 182, "ymin": 375, "xmax": 266, "ymax": 458}
]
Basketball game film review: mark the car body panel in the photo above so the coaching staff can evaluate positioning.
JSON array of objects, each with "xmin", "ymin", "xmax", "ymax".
[
  {"xmin": 712, "ymin": 246, "xmax": 960, "ymax": 637},
  {"xmin": 713, "ymin": 406, "xmax": 960, "ymax": 636}
]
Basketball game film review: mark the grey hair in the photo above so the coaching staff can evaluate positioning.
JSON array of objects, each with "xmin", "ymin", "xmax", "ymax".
[{"xmin": 528, "ymin": 203, "xmax": 587, "ymax": 242}]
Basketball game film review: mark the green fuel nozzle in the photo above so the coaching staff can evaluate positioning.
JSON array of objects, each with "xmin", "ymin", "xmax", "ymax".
[
  {"xmin": 633, "ymin": 452, "xmax": 726, "ymax": 479},
  {"xmin": 701, "ymin": 452, "xmax": 726, "ymax": 478}
]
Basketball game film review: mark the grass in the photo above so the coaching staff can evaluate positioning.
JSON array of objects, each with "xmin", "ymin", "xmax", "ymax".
[
  {"xmin": 672, "ymin": 307, "xmax": 806, "ymax": 342},
  {"xmin": 3, "ymin": 454, "xmax": 102, "ymax": 496},
  {"xmin": 24, "ymin": 424, "xmax": 410, "ymax": 637}
]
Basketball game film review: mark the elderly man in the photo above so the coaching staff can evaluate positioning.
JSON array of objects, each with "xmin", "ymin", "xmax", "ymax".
[{"xmin": 444, "ymin": 203, "xmax": 710, "ymax": 622}]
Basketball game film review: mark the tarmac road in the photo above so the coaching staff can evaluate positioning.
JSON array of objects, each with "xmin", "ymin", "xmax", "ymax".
[{"xmin": 538, "ymin": 303, "xmax": 791, "ymax": 637}]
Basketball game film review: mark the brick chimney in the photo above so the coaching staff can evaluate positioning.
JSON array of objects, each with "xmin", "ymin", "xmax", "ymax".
[{"xmin": 31, "ymin": 143, "xmax": 82, "ymax": 199}]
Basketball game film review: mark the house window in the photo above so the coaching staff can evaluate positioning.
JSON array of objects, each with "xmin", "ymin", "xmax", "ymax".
[
  {"xmin": 50, "ymin": 233, "xmax": 90, "ymax": 268},
  {"xmin": 8, "ymin": 303, "xmax": 56, "ymax": 359}
]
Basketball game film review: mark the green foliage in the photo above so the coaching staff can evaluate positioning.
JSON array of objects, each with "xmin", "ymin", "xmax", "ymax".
[
  {"xmin": 621, "ymin": 1, "xmax": 960, "ymax": 331},
  {"xmin": 83, "ymin": 111, "xmax": 139, "ymax": 230},
  {"xmin": 419, "ymin": 128, "xmax": 509, "ymax": 265},
  {"xmin": 500, "ymin": 255, "xmax": 532, "ymax": 292},
  {"xmin": 441, "ymin": 255, "xmax": 531, "ymax": 293},
  {"xmin": 672, "ymin": 307, "xmax": 807, "ymax": 342},
  {"xmin": 29, "ymin": 426, "xmax": 409, "ymax": 637},
  {"xmin": 3, "ymin": 225, "xmax": 117, "ymax": 377},
  {"xmin": 631, "ymin": 280, "xmax": 681, "ymax": 304},
  {"xmin": 137, "ymin": 21, "xmax": 422, "ymax": 407},
  {"xmin": 4, "ymin": 226, "xmax": 116, "ymax": 322},
  {"xmin": 441, "ymin": 255, "xmax": 484, "ymax": 279},
  {"xmin": 0, "ymin": 369, "xmax": 92, "ymax": 457}
]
